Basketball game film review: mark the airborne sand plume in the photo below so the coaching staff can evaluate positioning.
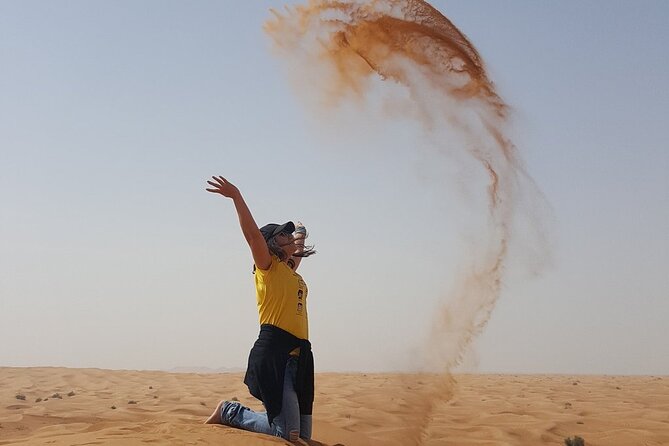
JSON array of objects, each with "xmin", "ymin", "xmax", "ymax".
[{"xmin": 266, "ymin": 1, "xmax": 550, "ymax": 442}]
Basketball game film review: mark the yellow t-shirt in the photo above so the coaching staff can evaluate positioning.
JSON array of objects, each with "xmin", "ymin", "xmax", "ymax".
[{"xmin": 254, "ymin": 256, "xmax": 308, "ymax": 340}]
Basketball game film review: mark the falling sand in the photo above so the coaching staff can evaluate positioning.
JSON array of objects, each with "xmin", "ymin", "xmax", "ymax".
[{"xmin": 266, "ymin": 1, "xmax": 550, "ymax": 444}]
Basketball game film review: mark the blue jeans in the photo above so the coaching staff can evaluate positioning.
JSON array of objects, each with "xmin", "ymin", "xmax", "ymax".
[{"xmin": 221, "ymin": 356, "xmax": 312, "ymax": 441}]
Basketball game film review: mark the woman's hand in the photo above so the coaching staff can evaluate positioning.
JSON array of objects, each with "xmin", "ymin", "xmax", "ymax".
[
  {"xmin": 295, "ymin": 221, "xmax": 307, "ymax": 236},
  {"xmin": 205, "ymin": 175, "xmax": 271, "ymax": 270},
  {"xmin": 206, "ymin": 176, "xmax": 240, "ymax": 199},
  {"xmin": 294, "ymin": 221, "xmax": 307, "ymax": 252}
]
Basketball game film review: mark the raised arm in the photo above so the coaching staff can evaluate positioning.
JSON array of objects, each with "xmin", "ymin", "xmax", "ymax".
[
  {"xmin": 206, "ymin": 176, "xmax": 272, "ymax": 270},
  {"xmin": 288, "ymin": 222, "xmax": 307, "ymax": 271}
]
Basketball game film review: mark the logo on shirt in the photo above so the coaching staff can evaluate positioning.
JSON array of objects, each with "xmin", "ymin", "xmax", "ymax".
[{"xmin": 296, "ymin": 289, "xmax": 305, "ymax": 315}]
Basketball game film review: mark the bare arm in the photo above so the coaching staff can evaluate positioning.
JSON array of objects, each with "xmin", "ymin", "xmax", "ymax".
[
  {"xmin": 206, "ymin": 176, "xmax": 272, "ymax": 270},
  {"xmin": 288, "ymin": 222, "xmax": 307, "ymax": 271}
]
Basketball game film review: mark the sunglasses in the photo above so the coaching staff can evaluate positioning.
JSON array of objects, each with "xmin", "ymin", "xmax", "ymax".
[{"xmin": 275, "ymin": 232, "xmax": 296, "ymax": 247}]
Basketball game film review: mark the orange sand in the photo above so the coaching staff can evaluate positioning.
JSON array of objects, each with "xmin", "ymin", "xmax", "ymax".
[{"xmin": 1, "ymin": 367, "xmax": 667, "ymax": 445}]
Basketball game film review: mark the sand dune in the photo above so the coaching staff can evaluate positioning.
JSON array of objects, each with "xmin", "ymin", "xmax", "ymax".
[{"xmin": 1, "ymin": 367, "xmax": 668, "ymax": 445}]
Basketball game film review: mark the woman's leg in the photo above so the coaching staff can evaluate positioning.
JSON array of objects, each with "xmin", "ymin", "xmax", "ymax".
[
  {"xmin": 214, "ymin": 358, "xmax": 305, "ymax": 441},
  {"xmin": 219, "ymin": 400, "xmax": 274, "ymax": 435},
  {"xmin": 299, "ymin": 414, "xmax": 313, "ymax": 440},
  {"xmin": 272, "ymin": 357, "xmax": 301, "ymax": 441},
  {"xmin": 278, "ymin": 356, "xmax": 312, "ymax": 440}
]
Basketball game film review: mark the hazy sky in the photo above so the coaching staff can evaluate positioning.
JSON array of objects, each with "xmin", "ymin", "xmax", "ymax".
[{"xmin": 1, "ymin": 1, "xmax": 667, "ymax": 375}]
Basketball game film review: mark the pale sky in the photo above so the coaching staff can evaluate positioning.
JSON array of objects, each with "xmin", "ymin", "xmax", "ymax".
[{"xmin": 1, "ymin": 1, "xmax": 667, "ymax": 375}]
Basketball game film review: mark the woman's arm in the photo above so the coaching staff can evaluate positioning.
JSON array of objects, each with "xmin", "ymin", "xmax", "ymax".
[
  {"xmin": 288, "ymin": 222, "xmax": 307, "ymax": 271},
  {"xmin": 206, "ymin": 176, "xmax": 272, "ymax": 270}
]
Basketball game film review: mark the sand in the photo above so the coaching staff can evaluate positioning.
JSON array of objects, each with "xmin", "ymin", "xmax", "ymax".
[{"xmin": 1, "ymin": 367, "xmax": 667, "ymax": 445}]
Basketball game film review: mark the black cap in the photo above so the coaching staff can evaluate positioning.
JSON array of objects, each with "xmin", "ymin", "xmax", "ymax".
[{"xmin": 259, "ymin": 221, "xmax": 295, "ymax": 241}]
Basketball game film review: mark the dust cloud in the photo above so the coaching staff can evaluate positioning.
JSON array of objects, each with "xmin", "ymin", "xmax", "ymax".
[{"xmin": 266, "ymin": 1, "xmax": 550, "ymax": 443}]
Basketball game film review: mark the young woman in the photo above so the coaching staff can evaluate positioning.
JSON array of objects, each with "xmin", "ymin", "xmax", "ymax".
[{"xmin": 204, "ymin": 175, "xmax": 316, "ymax": 443}]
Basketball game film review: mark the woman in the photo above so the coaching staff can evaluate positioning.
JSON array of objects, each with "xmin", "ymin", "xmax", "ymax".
[{"xmin": 204, "ymin": 175, "xmax": 316, "ymax": 443}]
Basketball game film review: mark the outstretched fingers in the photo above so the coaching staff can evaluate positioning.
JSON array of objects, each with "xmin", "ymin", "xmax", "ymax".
[
  {"xmin": 206, "ymin": 176, "xmax": 227, "ymax": 190},
  {"xmin": 205, "ymin": 179, "xmax": 221, "ymax": 194},
  {"xmin": 205, "ymin": 175, "xmax": 239, "ymax": 198}
]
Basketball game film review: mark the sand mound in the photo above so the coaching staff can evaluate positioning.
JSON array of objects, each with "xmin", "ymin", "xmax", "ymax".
[{"xmin": 1, "ymin": 368, "xmax": 668, "ymax": 445}]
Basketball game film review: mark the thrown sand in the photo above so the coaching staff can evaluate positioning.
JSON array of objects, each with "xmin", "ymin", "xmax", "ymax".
[{"xmin": 1, "ymin": 367, "xmax": 668, "ymax": 445}]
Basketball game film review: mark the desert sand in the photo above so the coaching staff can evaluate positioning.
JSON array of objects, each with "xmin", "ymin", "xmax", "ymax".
[{"xmin": 1, "ymin": 367, "xmax": 667, "ymax": 445}]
